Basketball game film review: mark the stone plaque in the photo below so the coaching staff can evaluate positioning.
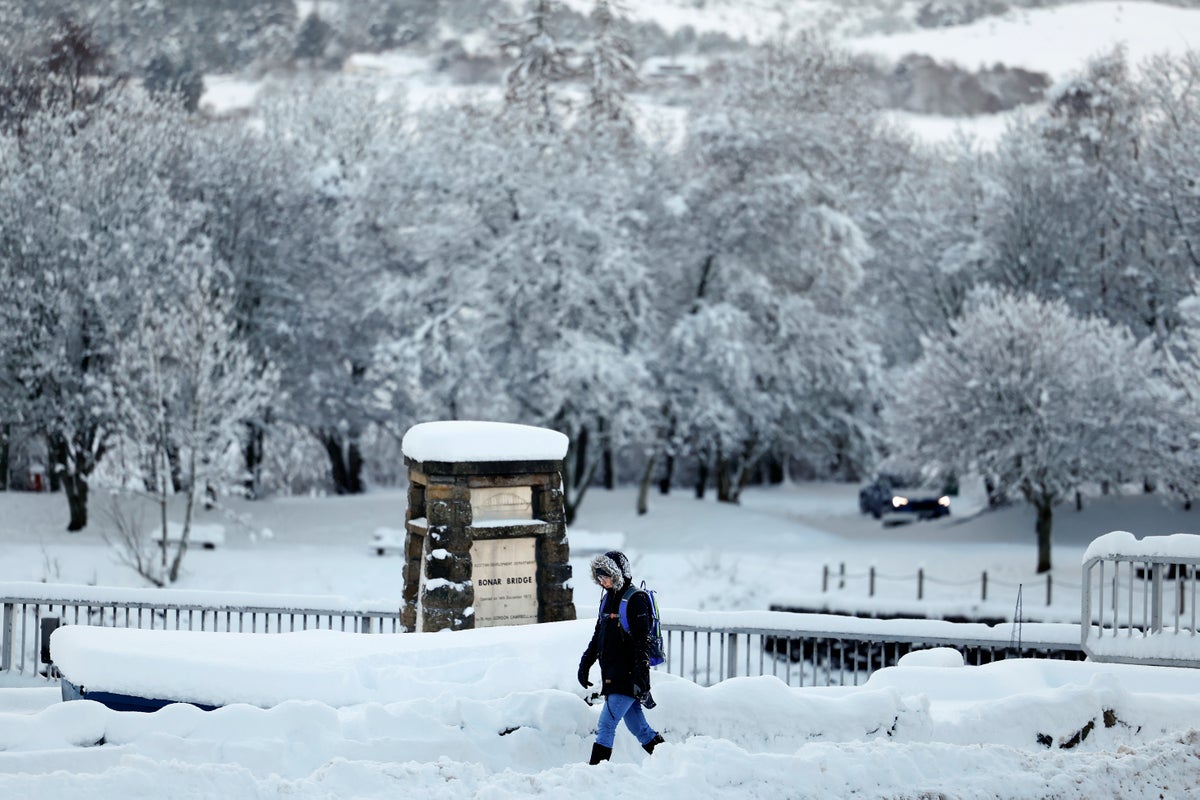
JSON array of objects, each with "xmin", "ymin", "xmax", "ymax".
[
  {"xmin": 470, "ymin": 486, "xmax": 533, "ymax": 522},
  {"xmin": 470, "ymin": 537, "xmax": 538, "ymax": 627}
]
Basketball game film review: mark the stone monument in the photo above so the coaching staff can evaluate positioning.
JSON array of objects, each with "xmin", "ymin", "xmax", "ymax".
[{"xmin": 400, "ymin": 421, "xmax": 576, "ymax": 632}]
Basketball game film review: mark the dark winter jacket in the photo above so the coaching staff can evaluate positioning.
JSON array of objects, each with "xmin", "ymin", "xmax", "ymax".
[{"xmin": 579, "ymin": 587, "xmax": 654, "ymax": 698}]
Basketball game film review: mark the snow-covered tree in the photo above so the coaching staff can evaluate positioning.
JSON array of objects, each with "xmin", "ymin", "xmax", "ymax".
[
  {"xmin": 113, "ymin": 254, "xmax": 276, "ymax": 584},
  {"xmin": 252, "ymin": 76, "xmax": 410, "ymax": 495},
  {"xmin": 888, "ymin": 290, "xmax": 1170, "ymax": 573},
  {"xmin": 583, "ymin": 0, "xmax": 639, "ymax": 140},
  {"xmin": 501, "ymin": 0, "xmax": 575, "ymax": 135},
  {"xmin": 663, "ymin": 38, "xmax": 891, "ymax": 497},
  {"xmin": 0, "ymin": 95, "xmax": 196, "ymax": 530}
]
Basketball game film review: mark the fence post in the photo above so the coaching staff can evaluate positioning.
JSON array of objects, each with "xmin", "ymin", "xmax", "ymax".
[
  {"xmin": 1046, "ymin": 573, "xmax": 1052, "ymax": 607},
  {"xmin": 727, "ymin": 633, "xmax": 738, "ymax": 681},
  {"xmin": 917, "ymin": 568, "xmax": 924, "ymax": 601},
  {"xmin": 839, "ymin": 563, "xmax": 845, "ymax": 590},
  {"xmin": 822, "ymin": 564, "xmax": 828, "ymax": 593},
  {"xmin": 1, "ymin": 602, "xmax": 13, "ymax": 672},
  {"xmin": 982, "ymin": 571, "xmax": 988, "ymax": 602},
  {"xmin": 1152, "ymin": 565, "xmax": 1164, "ymax": 633},
  {"xmin": 869, "ymin": 566, "xmax": 876, "ymax": 597}
]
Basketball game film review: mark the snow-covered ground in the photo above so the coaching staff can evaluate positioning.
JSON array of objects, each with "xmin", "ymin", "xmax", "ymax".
[
  {"xmin": 5, "ymin": 481, "xmax": 1200, "ymax": 797},
  {"xmin": 846, "ymin": 1, "xmax": 1200, "ymax": 83}
]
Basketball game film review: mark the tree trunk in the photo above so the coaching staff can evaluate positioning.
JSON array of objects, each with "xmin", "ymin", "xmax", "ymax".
[
  {"xmin": 574, "ymin": 424, "xmax": 589, "ymax": 490},
  {"xmin": 636, "ymin": 453, "xmax": 656, "ymax": 516},
  {"xmin": 695, "ymin": 458, "xmax": 708, "ymax": 499},
  {"xmin": 0, "ymin": 423, "xmax": 9, "ymax": 491},
  {"xmin": 716, "ymin": 454, "xmax": 734, "ymax": 503},
  {"xmin": 62, "ymin": 471, "xmax": 89, "ymax": 532},
  {"xmin": 767, "ymin": 456, "xmax": 784, "ymax": 485},
  {"xmin": 1035, "ymin": 498, "xmax": 1053, "ymax": 574},
  {"xmin": 659, "ymin": 452, "xmax": 674, "ymax": 495},
  {"xmin": 599, "ymin": 416, "xmax": 615, "ymax": 490},
  {"xmin": 319, "ymin": 429, "xmax": 365, "ymax": 495},
  {"xmin": 49, "ymin": 432, "xmax": 99, "ymax": 532},
  {"xmin": 984, "ymin": 477, "xmax": 1007, "ymax": 508},
  {"xmin": 166, "ymin": 441, "xmax": 184, "ymax": 494},
  {"xmin": 168, "ymin": 444, "xmax": 199, "ymax": 583},
  {"xmin": 243, "ymin": 421, "xmax": 266, "ymax": 499}
]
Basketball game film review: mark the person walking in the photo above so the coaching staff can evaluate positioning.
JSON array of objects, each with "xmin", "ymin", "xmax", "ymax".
[{"xmin": 577, "ymin": 550, "xmax": 666, "ymax": 764}]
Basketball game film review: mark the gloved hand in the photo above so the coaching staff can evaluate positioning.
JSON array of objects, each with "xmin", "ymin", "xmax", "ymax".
[{"xmin": 577, "ymin": 660, "xmax": 594, "ymax": 688}]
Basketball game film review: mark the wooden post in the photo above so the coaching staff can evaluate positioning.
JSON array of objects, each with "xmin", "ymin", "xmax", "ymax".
[
  {"xmin": 981, "ymin": 571, "xmax": 988, "ymax": 602},
  {"xmin": 917, "ymin": 568, "xmax": 924, "ymax": 601},
  {"xmin": 822, "ymin": 564, "xmax": 829, "ymax": 593},
  {"xmin": 869, "ymin": 566, "xmax": 876, "ymax": 597}
]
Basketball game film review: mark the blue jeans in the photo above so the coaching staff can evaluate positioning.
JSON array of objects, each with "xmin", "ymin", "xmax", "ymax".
[{"xmin": 596, "ymin": 693, "xmax": 657, "ymax": 749}]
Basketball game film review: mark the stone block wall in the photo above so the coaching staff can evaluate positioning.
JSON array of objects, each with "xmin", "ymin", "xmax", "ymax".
[{"xmin": 402, "ymin": 458, "xmax": 575, "ymax": 632}]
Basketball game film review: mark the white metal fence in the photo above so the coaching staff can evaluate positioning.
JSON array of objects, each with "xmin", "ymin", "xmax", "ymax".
[
  {"xmin": 661, "ymin": 609, "xmax": 1084, "ymax": 687},
  {"xmin": 1, "ymin": 582, "xmax": 404, "ymax": 678},
  {"xmin": 1082, "ymin": 550, "xmax": 1200, "ymax": 668}
]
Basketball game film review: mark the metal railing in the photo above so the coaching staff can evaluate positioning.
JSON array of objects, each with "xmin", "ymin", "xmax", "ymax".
[
  {"xmin": 1082, "ymin": 551, "xmax": 1200, "ymax": 668},
  {"xmin": 1, "ymin": 582, "xmax": 404, "ymax": 678},
  {"xmin": 3, "ymin": 583, "xmax": 1085, "ymax": 688},
  {"xmin": 661, "ymin": 610, "xmax": 1084, "ymax": 687}
]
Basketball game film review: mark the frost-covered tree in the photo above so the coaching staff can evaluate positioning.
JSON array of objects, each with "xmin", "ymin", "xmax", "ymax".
[
  {"xmin": 866, "ymin": 140, "xmax": 989, "ymax": 365},
  {"xmin": 177, "ymin": 115, "xmax": 325, "ymax": 498},
  {"xmin": 0, "ymin": 96, "xmax": 196, "ymax": 530},
  {"xmin": 888, "ymin": 290, "xmax": 1170, "ymax": 573},
  {"xmin": 252, "ymin": 77, "xmax": 409, "ymax": 495},
  {"xmin": 113, "ymin": 255, "xmax": 275, "ymax": 584},
  {"xmin": 1137, "ymin": 53, "xmax": 1200, "ymax": 339},
  {"xmin": 501, "ymin": 0, "xmax": 575, "ymax": 134},
  {"xmin": 0, "ymin": 11, "xmax": 117, "ymax": 136},
  {"xmin": 583, "ymin": 0, "xmax": 639, "ymax": 140},
  {"xmin": 358, "ymin": 103, "xmax": 661, "ymax": 520},
  {"xmin": 980, "ymin": 50, "xmax": 1186, "ymax": 343},
  {"xmin": 665, "ymin": 38, "xmax": 890, "ymax": 497},
  {"xmin": 336, "ymin": 0, "xmax": 441, "ymax": 52}
]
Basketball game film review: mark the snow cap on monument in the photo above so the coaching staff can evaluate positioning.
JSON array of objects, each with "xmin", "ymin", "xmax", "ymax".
[{"xmin": 401, "ymin": 420, "xmax": 569, "ymax": 463}]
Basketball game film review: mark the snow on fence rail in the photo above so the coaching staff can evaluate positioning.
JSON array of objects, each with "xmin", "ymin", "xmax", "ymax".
[
  {"xmin": 0, "ymin": 582, "xmax": 403, "ymax": 678},
  {"xmin": 1082, "ymin": 532, "xmax": 1200, "ymax": 668}
]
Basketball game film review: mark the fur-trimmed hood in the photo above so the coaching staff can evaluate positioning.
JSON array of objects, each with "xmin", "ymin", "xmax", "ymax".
[{"xmin": 590, "ymin": 551, "xmax": 632, "ymax": 591}]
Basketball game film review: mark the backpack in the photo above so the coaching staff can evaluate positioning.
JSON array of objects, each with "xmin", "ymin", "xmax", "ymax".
[{"xmin": 599, "ymin": 581, "xmax": 666, "ymax": 667}]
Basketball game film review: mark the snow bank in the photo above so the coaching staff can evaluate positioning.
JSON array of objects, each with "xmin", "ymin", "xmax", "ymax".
[
  {"xmin": 52, "ymin": 621, "xmax": 592, "ymax": 709},
  {"xmin": 19, "ymin": 628, "xmax": 1200, "ymax": 799}
]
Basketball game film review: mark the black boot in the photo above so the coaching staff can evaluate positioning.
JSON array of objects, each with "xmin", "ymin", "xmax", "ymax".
[
  {"xmin": 589, "ymin": 743, "xmax": 612, "ymax": 765},
  {"xmin": 642, "ymin": 734, "xmax": 666, "ymax": 754}
]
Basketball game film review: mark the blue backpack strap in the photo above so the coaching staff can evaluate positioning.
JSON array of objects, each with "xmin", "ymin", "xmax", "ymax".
[{"xmin": 617, "ymin": 585, "xmax": 641, "ymax": 633}]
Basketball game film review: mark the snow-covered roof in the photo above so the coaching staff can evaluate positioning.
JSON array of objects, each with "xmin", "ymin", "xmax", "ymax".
[
  {"xmin": 1083, "ymin": 531, "xmax": 1200, "ymax": 562},
  {"xmin": 401, "ymin": 421, "xmax": 569, "ymax": 464}
]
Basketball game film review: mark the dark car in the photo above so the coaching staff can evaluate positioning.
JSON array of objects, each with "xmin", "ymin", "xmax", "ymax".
[{"xmin": 859, "ymin": 474, "xmax": 951, "ymax": 521}]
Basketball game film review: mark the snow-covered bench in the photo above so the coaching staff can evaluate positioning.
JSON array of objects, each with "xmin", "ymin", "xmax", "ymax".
[
  {"xmin": 370, "ymin": 527, "xmax": 405, "ymax": 556},
  {"xmin": 152, "ymin": 523, "xmax": 226, "ymax": 550}
]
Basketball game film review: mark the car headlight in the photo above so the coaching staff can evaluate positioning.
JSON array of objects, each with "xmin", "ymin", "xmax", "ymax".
[
  {"xmin": 938, "ymin": 496, "xmax": 950, "ymax": 507},
  {"xmin": 891, "ymin": 496, "xmax": 908, "ymax": 508}
]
